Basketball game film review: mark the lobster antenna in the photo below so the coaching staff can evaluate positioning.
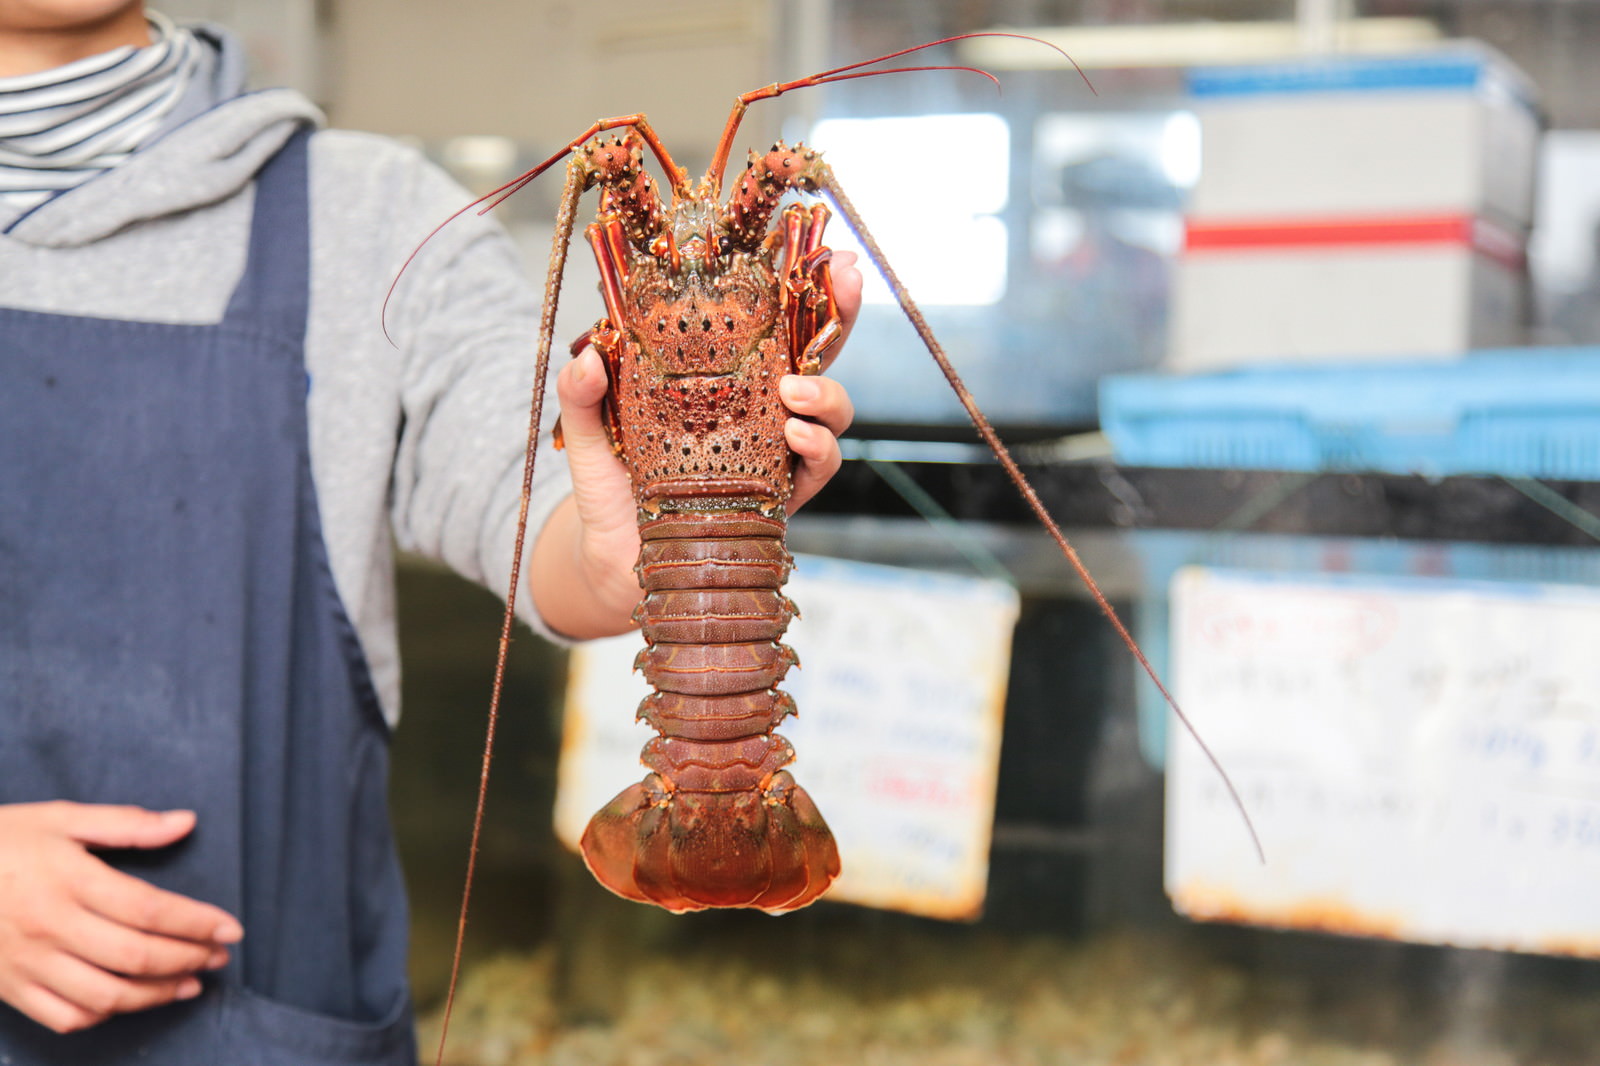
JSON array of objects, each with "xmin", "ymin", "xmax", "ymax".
[
  {"xmin": 805, "ymin": 31, "xmax": 1092, "ymax": 93},
  {"xmin": 381, "ymin": 163, "xmax": 556, "ymax": 345},
  {"xmin": 430, "ymin": 161, "xmax": 585, "ymax": 1066},
  {"xmin": 708, "ymin": 32, "xmax": 1093, "ymax": 191},
  {"xmin": 384, "ymin": 116, "xmax": 692, "ymax": 345},
  {"xmin": 820, "ymin": 169, "xmax": 1265, "ymax": 866}
]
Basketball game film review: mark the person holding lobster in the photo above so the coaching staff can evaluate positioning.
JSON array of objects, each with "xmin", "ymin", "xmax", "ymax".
[{"xmin": 0, "ymin": 2, "xmax": 860, "ymax": 1061}]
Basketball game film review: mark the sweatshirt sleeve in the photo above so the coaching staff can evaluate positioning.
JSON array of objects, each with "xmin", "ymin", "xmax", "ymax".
[{"xmin": 365, "ymin": 137, "xmax": 574, "ymax": 640}]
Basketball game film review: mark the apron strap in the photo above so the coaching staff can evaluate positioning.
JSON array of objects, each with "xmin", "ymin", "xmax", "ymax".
[{"xmin": 223, "ymin": 125, "xmax": 313, "ymax": 339}]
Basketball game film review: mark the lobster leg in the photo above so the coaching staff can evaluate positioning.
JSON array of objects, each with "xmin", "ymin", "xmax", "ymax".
[{"xmin": 773, "ymin": 201, "xmax": 841, "ymax": 375}]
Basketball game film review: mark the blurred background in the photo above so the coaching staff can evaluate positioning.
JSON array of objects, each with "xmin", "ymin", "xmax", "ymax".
[{"xmin": 168, "ymin": 2, "xmax": 1600, "ymax": 1063}]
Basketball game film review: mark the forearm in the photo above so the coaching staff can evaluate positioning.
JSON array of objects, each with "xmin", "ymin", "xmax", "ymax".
[{"xmin": 526, "ymin": 494, "xmax": 642, "ymax": 641}]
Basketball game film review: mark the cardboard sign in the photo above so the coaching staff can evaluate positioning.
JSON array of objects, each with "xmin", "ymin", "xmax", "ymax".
[
  {"xmin": 555, "ymin": 554, "xmax": 1020, "ymax": 920},
  {"xmin": 1166, "ymin": 566, "xmax": 1600, "ymax": 956}
]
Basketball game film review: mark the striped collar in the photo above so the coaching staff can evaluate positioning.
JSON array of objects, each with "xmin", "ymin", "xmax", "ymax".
[{"xmin": 0, "ymin": 11, "xmax": 201, "ymax": 211}]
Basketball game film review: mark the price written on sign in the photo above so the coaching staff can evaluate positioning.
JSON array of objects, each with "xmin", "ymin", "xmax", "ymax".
[{"xmin": 1165, "ymin": 567, "xmax": 1600, "ymax": 956}]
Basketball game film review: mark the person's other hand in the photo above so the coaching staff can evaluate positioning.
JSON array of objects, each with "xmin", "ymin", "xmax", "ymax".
[{"xmin": 0, "ymin": 802, "xmax": 242, "ymax": 1033}]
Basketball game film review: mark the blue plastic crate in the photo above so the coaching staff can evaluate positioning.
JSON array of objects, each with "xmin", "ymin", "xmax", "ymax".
[
  {"xmin": 1100, "ymin": 348, "xmax": 1600, "ymax": 480},
  {"xmin": 1184, "ymin": 46, "xmax": 1538, "ymax": 115}
]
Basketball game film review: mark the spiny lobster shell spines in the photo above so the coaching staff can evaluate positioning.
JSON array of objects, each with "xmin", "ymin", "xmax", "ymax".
[{"xmin": 575, "ymin": 137, "xmax": 842, "ymax": 913}]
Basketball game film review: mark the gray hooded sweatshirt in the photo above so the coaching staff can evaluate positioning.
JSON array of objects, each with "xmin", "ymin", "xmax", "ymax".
[{"xmin": 0, "ymin": 25, "xmax": 568, "ymax": 724}]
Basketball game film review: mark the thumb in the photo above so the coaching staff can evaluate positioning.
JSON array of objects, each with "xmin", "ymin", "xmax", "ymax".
[
  {"xmin": 554, "ymin": 347, "xmax": 612, "ymax": 456},
  {"xmin": 554, "ymin": 347, "xmax": 635, "ymax": 531},
  {"xmin": 51, "ymin": 803, "xmax": 197, "ymax": 850}
]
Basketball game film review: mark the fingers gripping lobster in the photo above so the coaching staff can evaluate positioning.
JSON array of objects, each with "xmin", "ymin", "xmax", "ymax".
[{"xmin": 568, "ymin": 134, "xmax": 844, "ymax": 912}]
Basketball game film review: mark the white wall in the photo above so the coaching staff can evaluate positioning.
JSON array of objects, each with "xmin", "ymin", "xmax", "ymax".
[{"xmin": 326, "ymin": 0, "xmax": 778, "ymax": 166}]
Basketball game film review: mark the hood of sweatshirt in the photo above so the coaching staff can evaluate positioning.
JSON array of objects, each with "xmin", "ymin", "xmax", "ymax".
[{"xmin": 2, "ymin": 22, "xmax": 323, "ymax": 246}]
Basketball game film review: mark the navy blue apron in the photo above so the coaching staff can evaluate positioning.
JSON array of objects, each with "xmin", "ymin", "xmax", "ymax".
[{"xmin": 0, "ymin": 128, "xmax": 417, "ymax": 1065}]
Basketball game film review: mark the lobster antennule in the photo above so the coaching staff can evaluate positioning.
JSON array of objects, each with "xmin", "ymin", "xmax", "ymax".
[{"xmin": 706, "ymin": 31, "xmax": 1090, "ymax": 193}]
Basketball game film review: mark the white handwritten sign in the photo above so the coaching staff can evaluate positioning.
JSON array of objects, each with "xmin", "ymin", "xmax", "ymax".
[
  {"xmin": 1166, "ymin": 566, "xmax": 1600, "ymax": 956},
  {"xmin": 554, "ymin": 554, "xmax": 1020, "ymax": 920}
]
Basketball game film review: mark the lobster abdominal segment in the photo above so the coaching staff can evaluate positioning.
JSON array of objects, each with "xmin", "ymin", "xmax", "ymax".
[{"xmin": 637, "ymin": 516, "xmax": 798, "ymax": 795}]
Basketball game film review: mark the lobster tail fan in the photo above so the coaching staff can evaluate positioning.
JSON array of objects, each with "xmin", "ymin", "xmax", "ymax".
[
  {"xmin": 578, "ymin": 782, "xmax": 658, "ymax": 906},
  {"xmin": 578, "ymin": 779, "xmax": 839, "ymax": 913},
  {"xmin": 764, "ymin": 773, "xmax": 842, "ymax": 912}
]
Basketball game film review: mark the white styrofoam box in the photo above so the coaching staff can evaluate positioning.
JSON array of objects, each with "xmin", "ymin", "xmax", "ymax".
[
  {"xmin": 1169, "ymin": 240, "xmax": 1525, "ymax": 370},
  {"xmin": 1186, "ymin": 47, "xmax": 1541, "ymax": 227}
]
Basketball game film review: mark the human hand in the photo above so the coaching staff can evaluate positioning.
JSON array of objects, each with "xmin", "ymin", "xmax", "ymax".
[
  {"xmin": 528, "ymin": 251, "xmax": 862, "ymax": 640},
  {"xmin": 0, "ymin": 802, "xmax": 242, "ymax": 1034}
]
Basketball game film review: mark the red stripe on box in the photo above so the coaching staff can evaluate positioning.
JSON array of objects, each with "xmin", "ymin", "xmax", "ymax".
[
  {"xmin": 1186, "ymin": 214, "xmax": 1470, "ymax": 249},
  {"xmin": 1185, "ymin": 214, "xmax": 1526, "ymax": 273}
]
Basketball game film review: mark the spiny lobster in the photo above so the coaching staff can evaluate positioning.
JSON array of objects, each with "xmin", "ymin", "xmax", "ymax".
[
  {"xmin": 561, "ymin": 141, "xmax": 844, "ymax": 914},
  {"xmin": 393, "ymin": 31, "xmax": 1263, "ymax": 1064}
]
